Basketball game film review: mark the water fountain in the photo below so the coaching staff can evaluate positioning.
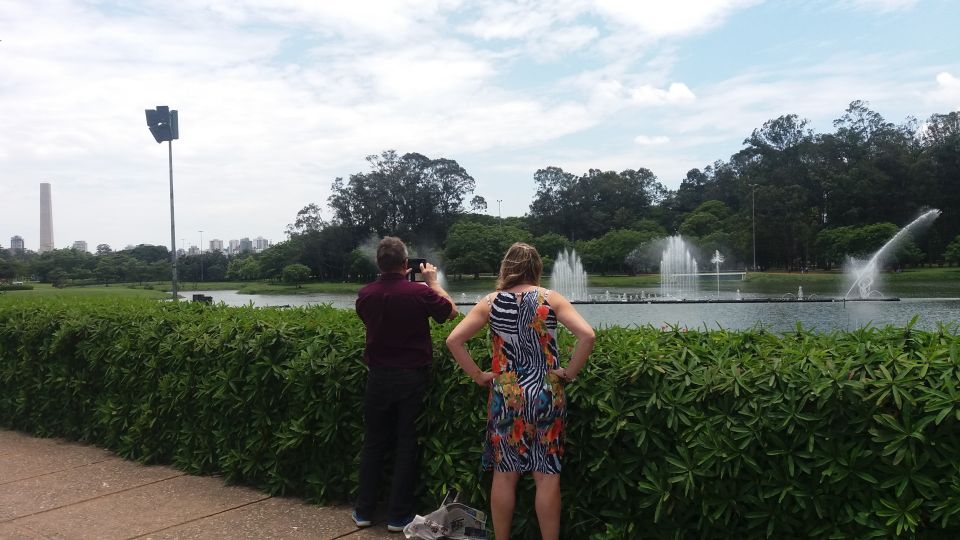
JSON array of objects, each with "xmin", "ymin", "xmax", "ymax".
[
  {"xmin": 844, "ymin": 209, "xmax": 941, "ymax": 299},
  {"xmin": 550, "ymin": 249, "xmax": 589, "ymax": 301},
  {"xmin": 710, "ymin": 250, "xmax": 724, "ymax": 299},
  {"xmin": 450, "ymin": 214, "xmax": 940, "ymax": 307},
  {"xmin": 660, "ymin": 235, "xmax": 699, "ymax": 300}
]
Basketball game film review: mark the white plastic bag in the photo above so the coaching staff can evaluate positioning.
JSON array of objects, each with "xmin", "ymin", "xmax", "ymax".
[{"xmin": 403, "ymin": 490, "xmax": 488, "ymax": 539}]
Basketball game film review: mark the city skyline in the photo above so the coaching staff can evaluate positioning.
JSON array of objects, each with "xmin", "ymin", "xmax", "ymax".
[
  {"xmin": 1, "ymin": 1, "xmax": 959, "ymax": 250},
  {"xmin": 6, "ymin": 233, "xmax": 272, "ymax": 255}
]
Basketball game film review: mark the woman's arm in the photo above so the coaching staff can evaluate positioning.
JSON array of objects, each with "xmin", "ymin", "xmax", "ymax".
[
  {"xmin": 445, "ymin": 296, "xmax": 497, "ymax": 386},
  {"xmin": 548, "ymin": 291, "xmax": 595, "ymax": 382}
]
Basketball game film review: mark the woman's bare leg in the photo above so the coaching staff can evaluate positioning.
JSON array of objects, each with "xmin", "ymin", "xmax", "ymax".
[
  {"xmin": 532, "ymin": 472, "xmax": 561, "ymax": 540},
  {"xmin": 491, "ymin": 471, "xmax": 520, "ymax": 539}
]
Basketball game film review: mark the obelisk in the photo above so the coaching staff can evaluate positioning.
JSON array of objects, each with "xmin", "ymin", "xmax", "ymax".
[{"xmin": 39, "ymin": 182, "xmax": 54, "ymax": 253}]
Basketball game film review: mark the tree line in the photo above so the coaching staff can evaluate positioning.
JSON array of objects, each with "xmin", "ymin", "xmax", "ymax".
[{"xmin": 3, "ymin": 102, "xmax": 959, "ymax": 285}]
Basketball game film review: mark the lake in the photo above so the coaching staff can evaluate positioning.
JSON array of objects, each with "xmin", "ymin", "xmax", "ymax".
[{"xmin": 188, "ymin": 289, "xmax": 960, "ymax": 333}]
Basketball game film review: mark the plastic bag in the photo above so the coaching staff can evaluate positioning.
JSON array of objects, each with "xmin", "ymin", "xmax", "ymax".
[{"xmin": 403, "ymin": 490, "xmax": 488, "ymax": 539}]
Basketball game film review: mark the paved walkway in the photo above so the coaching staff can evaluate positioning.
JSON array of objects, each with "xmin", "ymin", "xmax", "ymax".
[{"xmin": 0, "ymin": 430, "xmax": 396, "ymax": 539}]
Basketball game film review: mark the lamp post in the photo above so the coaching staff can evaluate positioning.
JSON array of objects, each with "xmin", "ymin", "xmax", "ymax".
[
  {"xmin": 199, "ymin": 230, "xmax": 204, "ymax": 282},
  {"xmin": 145, "ymin": 106, "xmax": 180, "ymax": 300},
  {"xmin": 749, "ymin": 184, "xmax": 757, "ymax": 272}
]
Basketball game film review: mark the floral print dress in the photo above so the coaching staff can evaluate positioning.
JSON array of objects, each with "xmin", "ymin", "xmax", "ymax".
[{"xmin": 483, "ymin": 288, "xmax": 565, "ymax": 474}]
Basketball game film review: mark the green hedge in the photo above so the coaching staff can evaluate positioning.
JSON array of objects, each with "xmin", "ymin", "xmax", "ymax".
[
  {"xmin": 1, "ymin": 296, "xmax": 960, "ymax": 538},
  {"xmin": 0, "ymin": 284, "xmax": 33, "ymax": 291}
]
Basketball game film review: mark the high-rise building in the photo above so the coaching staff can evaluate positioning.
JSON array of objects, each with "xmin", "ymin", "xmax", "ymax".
[
  {"xmin": 72, "ymin": 240, "xmax": 88, "ymax": 252},
  {"xmin": 209, "ymin": 239, "xmax": 224, "ymax": 252},
  {"xmin": 253, "ymin": 236, "xmax": 270, "ymax": 252},
  {"xmin": 239, "ymin": 237, "xmax": 253, "ymax": 253},
  {"xmin": 39, "ymin": 183, "xmax": 54, "ymax": 253},
  {"xmin": 228, "ymin": 239, "xmax": 240, "ymax": 255},
  {"xmin": 9, "ymin": 235, "xmax": 24, "ymax": 253}
]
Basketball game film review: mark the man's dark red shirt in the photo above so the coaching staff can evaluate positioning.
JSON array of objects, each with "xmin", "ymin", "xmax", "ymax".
[{"xmin": 356, "ymin": 273, "xmax": 453, "ymax": 369}]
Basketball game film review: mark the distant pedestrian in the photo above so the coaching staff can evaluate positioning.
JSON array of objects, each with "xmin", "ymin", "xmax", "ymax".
[
  {"xmin": 353, "ymin": 236, "xmax": 458, "ymax": 532},
  {"xmin": 445, "ymin": 242, "xmax": 595, "ymax": 540}
]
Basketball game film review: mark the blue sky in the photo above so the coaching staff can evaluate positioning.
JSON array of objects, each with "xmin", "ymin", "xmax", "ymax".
[{"xmin": 1, "ymin": 0, "xmax": 958, "ymax": 251}]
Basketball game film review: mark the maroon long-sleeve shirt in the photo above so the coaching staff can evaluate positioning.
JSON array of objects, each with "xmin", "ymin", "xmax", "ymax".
[{"xmin": 356, "ymin": 273, "xmax": 453, "ymax": 369}]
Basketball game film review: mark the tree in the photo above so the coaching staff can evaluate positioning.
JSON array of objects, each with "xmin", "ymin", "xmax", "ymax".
[
  {"xmin": 227, "ymin": 257, "xmax": 261, "ymax": 281},
  {"xmin": 944, "ymin": 235, "xmax": 960, "ymax": 265},
  {"xmin": 125, "ymin": 244, "xmax": 169, "ymax": 263},
  {"xmin": 347, "ymin": 249, "xmax": 378, "ymax": 282},
  {"xmin": 0, "ymin": 259, "xmax": 16, "ymax": 280},
  {"xmin": 532, "ymin": 233, "xmax": 571, "ymax": 269},
  {"xmin": 917, "ymin": 111, "xmax": 960, "ymax": 258},
  {"xmin": 815, "ymin": 226, "xmax": 855, "ymax": 269},
  {"xmin": 470, "ymin": 195, "xmax": 488, "ymax": 213},
  {"xmin": 577, "ymin": 229, "xmax": 657, "ymax": 275},
  {"xmin": 328, "ymin": 150, "xmax": 477, "ymax": 244},
  {"xmin": 285, "ymin": 203, "xmax": 326, "ymax": 237},
  {"xmin": 96, "ymin": 244, "xmax": 112, "ymax": 255},
  {"xmin": 282, "ymin": 263, "xmax": 312, "ymax": 286},
  {"xmin": 258, "ymin": 241, "xmax": 300, "ymax": 280},
  {"xmin": 678, "ymin": 201, "xmax": 730, "ymax": 238},
  {"xmin": 94, "ymin": 256, "xmax": 122, "ymax": 284},
  {"xmin": 444, "ymin": 220, "xmax": 532, "ymax": 278},
  {"xmin": 528, "ymin": 166, "xmax": 667, "ymax": 240}
]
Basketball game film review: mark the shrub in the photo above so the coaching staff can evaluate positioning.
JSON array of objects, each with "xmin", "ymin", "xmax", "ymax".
[
  {"xmin": 1, "ymin": 297, "xmax": 959, "ymax": 538},
  {"xmin": 0, "ymin": 284, "xmax": 33, "ymax": 291}
]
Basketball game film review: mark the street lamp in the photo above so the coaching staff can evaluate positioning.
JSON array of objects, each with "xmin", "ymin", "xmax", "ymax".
[
  {"xmin": 145, "ymin": 105, "xmax": 180, "ymax": 300},
  {"xmin": 199, "ymin": 230, "xmax": 204, "ymax": 282},
  {"xmin": 751, "ymin": 185, "xmax": 757, "ymax": 271}
]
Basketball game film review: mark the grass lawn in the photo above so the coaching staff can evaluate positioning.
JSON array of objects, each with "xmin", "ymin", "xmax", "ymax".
[{"xmin": 0, "ymin": 283, "xmax": 168, "ymax": 300}]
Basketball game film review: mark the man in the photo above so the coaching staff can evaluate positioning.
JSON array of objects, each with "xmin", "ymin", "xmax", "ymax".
[{"xmin": 353, "ymin": 236, "xmax": 457, "ymax": 532}]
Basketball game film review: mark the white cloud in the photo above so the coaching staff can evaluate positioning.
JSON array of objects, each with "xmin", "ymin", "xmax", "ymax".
[
  {"xmin": 634, "ymin": 135, "xmax": 671, "ymax": 145},
  {"xmin": 592, "ymin": 0, "xmax": 762, "ymax": 39},
  {"xmin": 927, "ymin": 71, "xmax": 960, "ymax": 110},
  {"xmin": 631, "ymin": 83, "xmax": 697, "ymax": 106},
  {"xmin": 169, "ymin": 0, "xmax": 458, "ymax": 41},
  {"xmin": 840, "ymin": 0, "xmax": 919, "ymax": 13},
  {"xmin": 460, "ymin": 4, "xmax": 562, "ymax": 40},
  {"xmin": 460, "ymin": 0, "xmax": 759, "ymax": 60}
]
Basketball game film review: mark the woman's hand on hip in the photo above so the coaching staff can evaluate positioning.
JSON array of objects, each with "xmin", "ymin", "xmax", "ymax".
[{"xmin": 474, "ymin": 371, "xmax": 496, "ymax": 386}]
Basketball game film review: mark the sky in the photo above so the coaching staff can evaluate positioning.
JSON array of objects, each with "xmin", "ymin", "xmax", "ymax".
[{"xmin": 1, "ymin": 0, "xmax": 959, "ymax": 253}]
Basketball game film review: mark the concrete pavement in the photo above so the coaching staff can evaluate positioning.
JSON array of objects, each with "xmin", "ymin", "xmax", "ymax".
[{"xmin": 0, "ymin": 430, "xmax": 397, "ymax": 539}]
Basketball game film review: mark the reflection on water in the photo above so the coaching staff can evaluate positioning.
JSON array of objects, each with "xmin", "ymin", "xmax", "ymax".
[{"xmin": 188, "ymin": 290, "xmax": 960, "ymax": 333}]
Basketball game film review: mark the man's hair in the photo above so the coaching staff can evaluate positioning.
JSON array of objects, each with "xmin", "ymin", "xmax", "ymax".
[
  {"xmin": 496, "ymin": 242, "xmax": 543, "ymax": 290},
  {"xmin": 376, "ymin": 236, "xmax": 407, "ymax": 272}
]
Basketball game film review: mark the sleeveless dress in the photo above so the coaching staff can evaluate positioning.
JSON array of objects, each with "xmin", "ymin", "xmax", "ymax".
[{"xmin": 483, "ymin": 288, "xmax": 566, "ymax": 474}]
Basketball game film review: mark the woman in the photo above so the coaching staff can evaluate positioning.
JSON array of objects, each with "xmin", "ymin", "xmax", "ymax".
[{"xmin": 445, "ymin": 242, "xmax": 595, "ymax": 540}]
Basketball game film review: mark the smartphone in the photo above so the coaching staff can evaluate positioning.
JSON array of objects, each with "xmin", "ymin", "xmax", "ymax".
[{"xmin": 407, "ymin": 258, "xmax": 427, "ymax": 282}]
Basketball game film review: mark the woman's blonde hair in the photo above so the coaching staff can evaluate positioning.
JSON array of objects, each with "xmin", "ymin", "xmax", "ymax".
[{"xmin": 496, "ymin": 242, "xmax": 543, "ymax": 290}]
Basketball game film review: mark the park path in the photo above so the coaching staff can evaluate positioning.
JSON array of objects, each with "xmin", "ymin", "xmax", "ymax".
[{"xmin": 0, "ymin": 429, "xmax": 395, "ymax": 539}]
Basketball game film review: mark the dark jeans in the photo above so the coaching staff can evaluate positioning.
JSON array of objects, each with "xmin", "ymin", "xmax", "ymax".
[{"xmin": 356, "ymin": 365, "xmax": 429, "ymax": 521}]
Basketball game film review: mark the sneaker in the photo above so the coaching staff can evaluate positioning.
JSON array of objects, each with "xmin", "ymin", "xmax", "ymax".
[
  {"xmin": 386, "ymin": 515, "xmax": 415, "ymax": 532},
  {"xmin": 351, "ymin": 510, "xmax": 372, "ymax": 528}
]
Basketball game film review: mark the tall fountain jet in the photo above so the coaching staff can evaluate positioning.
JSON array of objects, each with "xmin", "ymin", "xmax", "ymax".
[
  {"xmin": 550, "ymin": 249, "xmax": 589, "ymax": 302},
  {"xmin": 661, "ymin": 235, "xmax": 698, "ymax": 299},
  {"xmin": 845, "ymin": 209, "xmax": 941, "ymax": 299},
  {"xmin": 39, "ymin": 182, "xmax": 54, "ymax": 253}
]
